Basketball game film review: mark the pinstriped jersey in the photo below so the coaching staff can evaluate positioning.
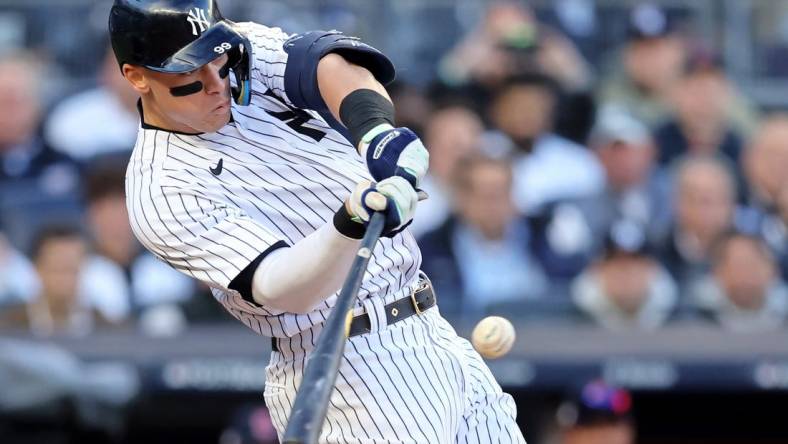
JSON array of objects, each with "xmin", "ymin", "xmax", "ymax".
[{"xmin": 125, "ymin": 22, "xmax": 422, "ymax": 338}]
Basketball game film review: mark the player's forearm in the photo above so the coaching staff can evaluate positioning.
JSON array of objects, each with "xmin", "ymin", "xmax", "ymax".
[
  {"xmin": 251, "ymin": 222, "xmax": 360, "ymax": 314},
  {"xmin": 317, "ymin": 53, "xmax": 391, "ymax": 133}
]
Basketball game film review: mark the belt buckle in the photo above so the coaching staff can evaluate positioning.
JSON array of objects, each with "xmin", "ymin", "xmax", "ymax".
[{"xmin": 410, "ymin": 280, "xmax": 429, "ymax": 315}]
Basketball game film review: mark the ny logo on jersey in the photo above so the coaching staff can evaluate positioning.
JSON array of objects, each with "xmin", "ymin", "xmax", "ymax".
[
  {"xmin": 187, "ymin": 8, "xmax": 210, "ymax": 36},
  {"xmin": 262, "ymin": 90, "xmax": 326, "ymax": 142}
]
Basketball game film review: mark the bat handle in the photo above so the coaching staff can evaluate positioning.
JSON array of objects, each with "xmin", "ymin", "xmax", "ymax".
[
  {"xmin": 364, "ymin": 211, "xmax": 386, "ymax": 242},
  {"xmin": 281, "ymin": 211, "xmax": 385, "ymax": 444}
]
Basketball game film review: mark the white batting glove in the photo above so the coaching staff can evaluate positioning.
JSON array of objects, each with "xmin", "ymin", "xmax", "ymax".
[{"xmin": 346, "ymin": 176, "xmax": 418, "ymax": 233}]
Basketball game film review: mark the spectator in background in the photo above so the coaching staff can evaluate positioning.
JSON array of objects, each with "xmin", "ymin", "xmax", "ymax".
[
  {"xmin": 0, "ymin": 234, "xmax": 40, "ymax": 307},
  {"xmin": 744, "ymin": 114, "xmax": 788, "ymax": 212},
  {"xmin": 768, "ymin": 185, "xmax": 788, "ymax": 278},
  {"xmin": 0, "ymin": 52, "xmax": 82, "ymax": 253},
  {"xmin": 489, "ymin": 73, "xmax": 604, "ymax": 214},
  {"xmin": 0, "ymin": 225, "xmax": 127, "ymax": 336},
  {"xmin": 739, "ymin": 115, "xmax": 788, "ymax": 277},
  {"xmin": 79, "ymin": 160, "xmax": 196, "ymax": 336},
  {"xmin": 0, "ymin": 51, "xmax": 79, "ymax": 190},
  {"xmin": 582, "ymin": 106, "xmax": 672, "ymax": 247},
  {"xmin": 419, "ymin": 154, "xmax": 547, "ymax": 319},
  {"xmin": 410, "ymin": 105, "xmax": 483, "ymax": 237},
  {"xmin": 438, "ymin": 2, "xmax": 539, "ymax": 99},
  {"xmin": 654, "ymin": 49, "xmax": 747, "ymax": 193},
  {"xmin": 437, "ymin": 1, "xmax": 594, "ymax": 140},
  {"xmin": 44, "ymin": 46, "xmax": 139, "ymax": 162},
  {"xmin": 692, "ymin": 232, "xmax": 788, "ymax": 332},
  {"xmin": 598, "ymin": 3, "xmax": 687, "ymax": 129},
  {"xmin": 658, "ymin": 156, "xmax": 737, "ymax": 291},
  {"xmin": 439, "ymin": 1, "xmax": 592, "ymax": 92},
  {"xmin": 571, "ymin": 220, "xmax": 678, "ymax": 331},
  {"xmin": 551, "ymin": 380, "xmax": 635, "ymax": 444},
  {"xmin": 599, "ymin": 3, "xmax": 759, "ymax": 135},
  {"xmin": 526, "ymin": 201, "xmax": 597, "ymax": 282}
]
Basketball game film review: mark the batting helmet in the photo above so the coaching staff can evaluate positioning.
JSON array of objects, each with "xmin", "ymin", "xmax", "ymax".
[{"xmin": 109, "ymin": 0, "xmax": 252, "ymax": 105}]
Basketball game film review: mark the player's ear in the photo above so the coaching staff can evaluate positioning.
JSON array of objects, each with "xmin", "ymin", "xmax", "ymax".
[{"xmin": 122, "ymin": 64, "xmax": 151, "ymax": 94}]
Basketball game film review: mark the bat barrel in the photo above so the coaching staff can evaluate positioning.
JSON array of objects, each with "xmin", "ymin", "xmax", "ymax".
[{"xmin": 282, "ymin": 212, "xmax": 386, "ymax": 444}]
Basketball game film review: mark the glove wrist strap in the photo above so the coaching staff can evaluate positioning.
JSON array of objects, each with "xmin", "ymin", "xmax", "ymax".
[
  {"xmin": 358, "ymin": 123, "xmax": 395, "ymax": 157},
  {"xmin": 333, "ymin": 204, "xmax": 366, "ymax": 240}
]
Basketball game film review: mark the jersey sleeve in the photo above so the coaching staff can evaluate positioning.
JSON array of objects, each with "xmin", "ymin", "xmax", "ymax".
[
  {"xmin": 233, "ymin": 22, "xmax": 294, "ymax": 105},
  {"xmin": 128, "ymin": 183, "xmax": 288, "ymax": 297}
]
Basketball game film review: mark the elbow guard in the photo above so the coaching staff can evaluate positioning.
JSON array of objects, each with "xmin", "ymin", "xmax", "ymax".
[{"xmin": 283, "ymin": 30, "xmax": 396, "ymax": 111}]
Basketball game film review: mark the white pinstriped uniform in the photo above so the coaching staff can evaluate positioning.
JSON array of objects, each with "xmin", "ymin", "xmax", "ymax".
[{"xmin": 126, "ymin": 21, "xmax": 525, "ymax": 443}]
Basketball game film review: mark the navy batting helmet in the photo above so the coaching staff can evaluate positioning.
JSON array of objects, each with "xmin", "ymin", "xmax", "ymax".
[{"xmin": 109, "ymin": 0, "xmax": 252, "ymax": 105}]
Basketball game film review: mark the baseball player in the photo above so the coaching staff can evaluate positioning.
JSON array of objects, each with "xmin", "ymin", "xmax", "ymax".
[{"xmin": 109, "ymin": 0, "xmax": 525, "ymax": 442}]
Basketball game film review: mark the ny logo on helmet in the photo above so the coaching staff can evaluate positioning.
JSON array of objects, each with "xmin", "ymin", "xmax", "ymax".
[{"xmin": 187, "ymin": 8, "xmax": 210, "ymax": 36}]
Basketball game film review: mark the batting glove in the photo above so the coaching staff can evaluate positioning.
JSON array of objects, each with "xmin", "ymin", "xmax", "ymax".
[
  {"xmin": 360, "ymin": 124, "xmax": 429, "ymax": 189},
  {"xmin": 346, "ymin": 176, "xmax": 418, "ymax": 236}
]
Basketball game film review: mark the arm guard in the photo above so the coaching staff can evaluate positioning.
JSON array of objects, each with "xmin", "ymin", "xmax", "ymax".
[{"xmin": 283, "ymin": 30, "xmax": 396, "ymax": 112}]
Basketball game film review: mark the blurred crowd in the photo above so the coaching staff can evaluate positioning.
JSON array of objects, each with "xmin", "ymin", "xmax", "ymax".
[{"xmin": 2, "ymin": 1, "xmax": 788, "ymax": 338}]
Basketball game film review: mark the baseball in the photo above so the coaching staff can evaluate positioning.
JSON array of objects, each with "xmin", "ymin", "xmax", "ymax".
[{"xmin": 471, "ymin": 316, "xmax": 516, "ymax": 359}]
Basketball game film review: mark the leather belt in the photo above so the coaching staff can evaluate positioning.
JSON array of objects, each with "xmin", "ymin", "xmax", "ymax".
[{"xmin": 271, "ymin": 280, "xmax": 436, "ymax": 352}]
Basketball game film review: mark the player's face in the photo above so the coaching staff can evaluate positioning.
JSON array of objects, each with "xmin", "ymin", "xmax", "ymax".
[{"xmin": 141, "ymin": 54, "xmax": 232, "ymax": 133}]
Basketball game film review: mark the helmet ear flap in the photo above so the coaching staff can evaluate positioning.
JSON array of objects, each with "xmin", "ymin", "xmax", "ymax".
[{"xmin": 229, "ymin": 37, "xmax": 252, "ymax": 106}]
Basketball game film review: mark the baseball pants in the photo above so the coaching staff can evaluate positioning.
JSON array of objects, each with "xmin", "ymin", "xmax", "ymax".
[{"xmin": 264, "ymin": 303, "xmax": 526, "ymax": 443}]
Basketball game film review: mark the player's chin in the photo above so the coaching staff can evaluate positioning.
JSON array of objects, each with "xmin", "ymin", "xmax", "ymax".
[{"xmin": 200, "ymin": 108, "xmax": 232, "ymax": 132}]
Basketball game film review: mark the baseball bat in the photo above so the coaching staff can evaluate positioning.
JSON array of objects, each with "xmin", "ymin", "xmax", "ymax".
[{"xmin": 282, "ymin": 211, "xmax": 386, "ymax": 444}]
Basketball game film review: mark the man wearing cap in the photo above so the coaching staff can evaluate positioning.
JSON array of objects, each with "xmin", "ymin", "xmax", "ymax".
[
  {"xmin": 581, "ymin": 106, "xmax": 672, "ymax": 248},
  {"xmin": 597, "ymin": 3, "xmax": 686, "ymax": 128},
  {"xmin": 553, "ymin": 380, "xmax": 636, "ymax": 444},
  {"xmin": 570, "ymin": 219, "xmax": 679, "ymax": 331}
]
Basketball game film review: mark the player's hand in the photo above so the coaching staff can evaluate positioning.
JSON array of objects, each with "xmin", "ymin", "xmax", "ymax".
[
  {"xmin": 346, "ymin": 176, "xmax": 418, "ymax": 234},
  {"xmin": 360, "ymin": 125, "xmax": 429, "ymax": 188}
]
